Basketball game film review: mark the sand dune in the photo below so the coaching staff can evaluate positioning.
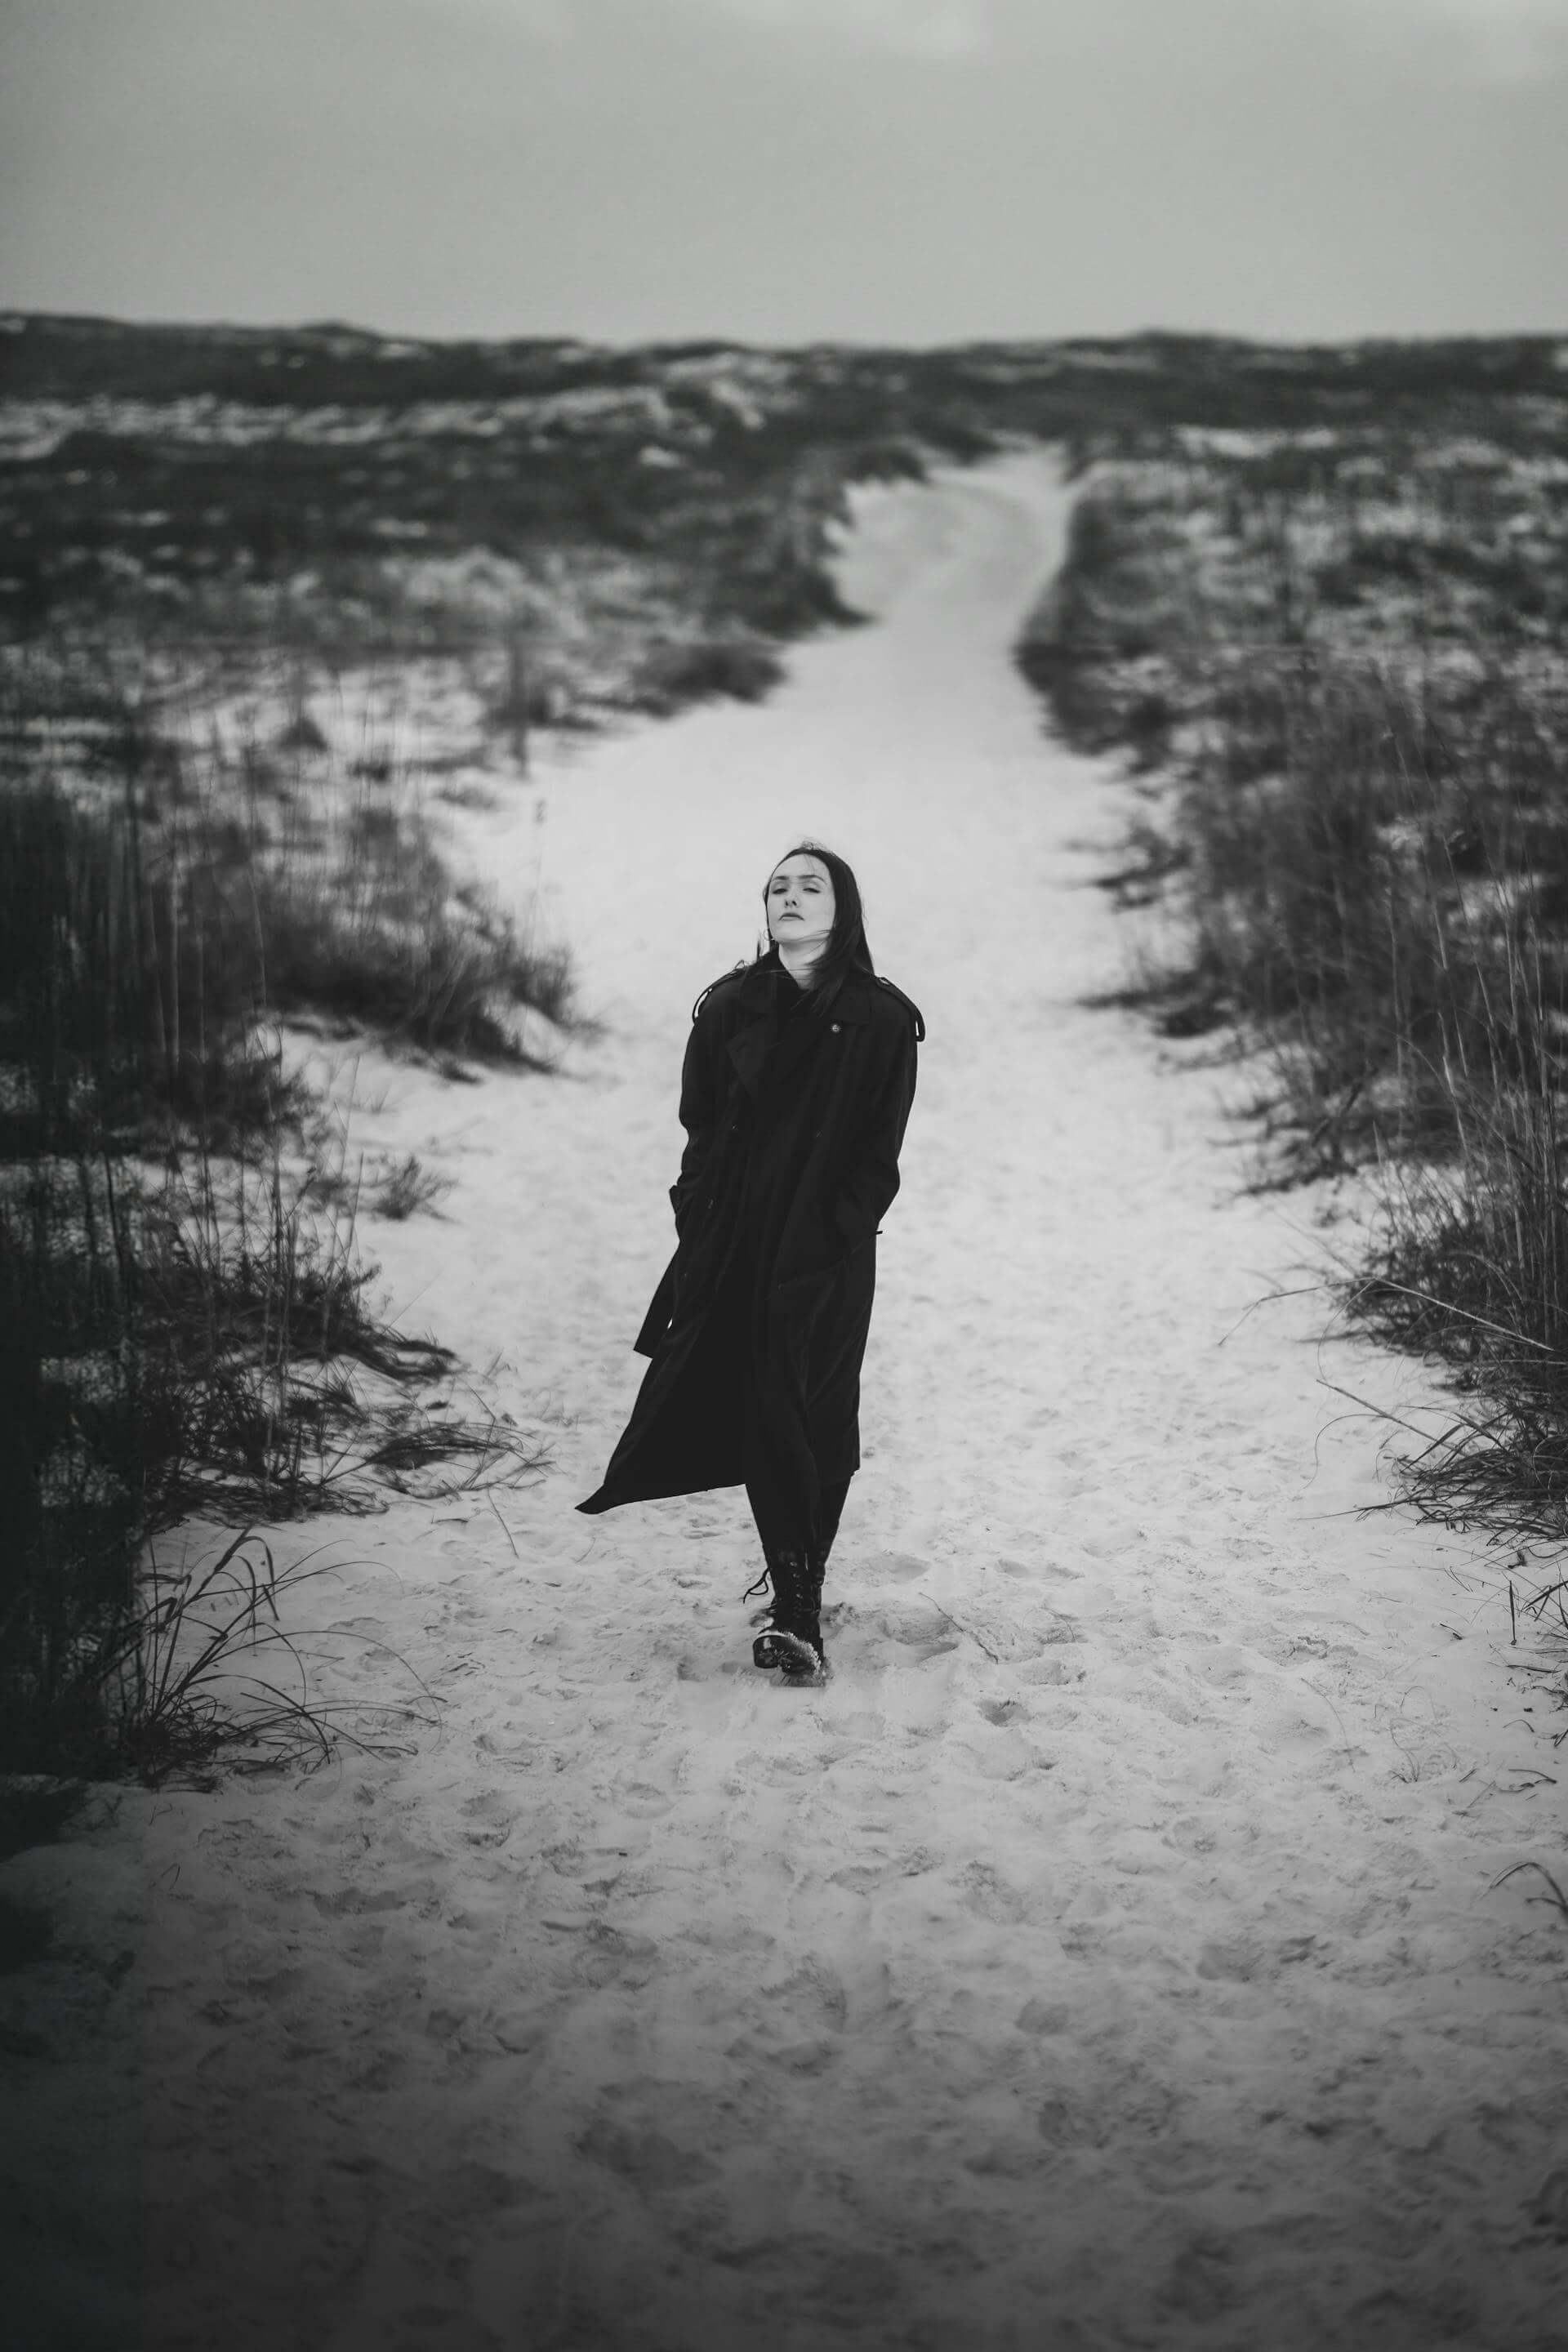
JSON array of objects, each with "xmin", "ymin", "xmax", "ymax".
[{"xmin": 9, "ymin": 452, "xmax": 1566, "ymax": 2350}]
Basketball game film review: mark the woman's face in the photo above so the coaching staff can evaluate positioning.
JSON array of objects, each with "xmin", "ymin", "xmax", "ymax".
[{"xmin": 767, "ymin": 854, "xmax": 835, "ymax": 952}]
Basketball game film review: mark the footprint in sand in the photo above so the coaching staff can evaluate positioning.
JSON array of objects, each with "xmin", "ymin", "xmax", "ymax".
[
  {"xmin": 310, "ymin": 1884, "xmax": 426, "ymax": 1918},
  {"xmin": 759, "ymin": 1956, "xmax": 853, "ymax": 2033},
  {"xmin": 457, "ymin": 1790, "xmax": 514, "ymax": 1847},
  {"xmin": 1036, "ymin": 2069, "xmax": 1180, "ymax": 2154},
  {"xmin": 997, "ymin": 1554, "xmax": 1080, "ymax": 1584},
  {"xmin": 1195, "ymin": 1934, "xmax": 1319, "ymax": 1984},
  {"xmin": 863, "ymin": 1549, "xmax": 931, "ymax": 1584},
  {"xmin": 576, "ymin": 2117, "xmax": 719, "ymax": 2188},
  {"xmin": 1016, "ymin": 1998, "xmax": 1071, "ymax": 2035},
  {"xmin": 1155, "ymin": 2237, "xmax": 1241, "ymax": 2324},
  {"xmin": 612, "ymin": 1780, "xmax": 675, "ymax": 1817},
  {"xmin": 569, "ymin": 1921, "xmax": 660, "ymax": 1990},
  {"xmin": 829, "ymin": 1847, "xmax": 938, "ymax": 1892},
  {"xmin": 385, "ymin": 2307, "xmax": 501, "ymax": 2352},
  {"xmin": 976, "ymin": 1695, "xmax": 1025, "ymax": 1725},
  {"xmin": 959, "ymin": 1859, "xmax": 1032, "ymax": 1925},
  {"xmin": 733, "ymin": 2033, "xmax": 840, "ymax": 2077},
  {"xmin": 858, "ymin": 1597, "xmax": 964, "ymax": 1660}
]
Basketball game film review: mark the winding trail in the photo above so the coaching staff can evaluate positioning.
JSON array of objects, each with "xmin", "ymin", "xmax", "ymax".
[{"xmin": 22, "ymin": 455, "xmax": 1567, "ymax": 2350}]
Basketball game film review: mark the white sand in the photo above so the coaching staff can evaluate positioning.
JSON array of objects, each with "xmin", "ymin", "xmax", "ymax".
[{"xmin": 9, "ymin": 452, "xmax": 1568, "ymax": 2350}]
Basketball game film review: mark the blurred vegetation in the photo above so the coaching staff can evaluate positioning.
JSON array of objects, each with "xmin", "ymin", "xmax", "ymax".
[{"xmin": 6, "ymin": 314, "xmax": 1566, "ymax": 683}]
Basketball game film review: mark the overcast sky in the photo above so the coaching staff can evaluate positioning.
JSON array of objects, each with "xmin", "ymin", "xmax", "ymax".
[{"xmin": 2, "ymin": 0, "xmax": 1566, "ymax": 345}]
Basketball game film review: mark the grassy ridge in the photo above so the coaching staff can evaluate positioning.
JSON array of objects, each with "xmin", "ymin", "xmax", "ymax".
[
  {"xmin": 1018, "ymin": 425, "xmax": 1568, "ymax": 1552},
  {"xmin": 7, "ymin": 315, "xmax": 1566, "ymax": 697}
]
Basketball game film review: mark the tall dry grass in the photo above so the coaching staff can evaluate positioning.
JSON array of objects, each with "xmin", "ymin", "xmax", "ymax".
[
  {"xmin": 1, "ymin": 677, "xmax": 564, "ymax": 1776},
  {"xmin": 1160, "ymin": 653, "xmax": 1568, "ymax": 1167},
  {"xmin": 1025, "ymin": 448, "xmax": 1568, "ymax": 1549},
  {"xmin": 1347, "ymin": 1078, "xmax": 1568, "ymax": 1542},
  {"xmin": 1173, "ymin": 662, "xmax": 1568, "ymax": 1538}
]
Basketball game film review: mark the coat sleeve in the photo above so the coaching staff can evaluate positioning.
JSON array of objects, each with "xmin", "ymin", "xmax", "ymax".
[
  {"xmin": 831, "ymin": 1013, "xmax": 919, "ymax": 1246},
  {"xmin": 669, "ymin": 1000, "xmax": 727, "ymax": 1236}
]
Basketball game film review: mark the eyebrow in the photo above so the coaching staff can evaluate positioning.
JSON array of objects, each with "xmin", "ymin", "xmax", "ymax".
[{"xmin": 770, "ymin": 871, "xmax": 824, "ymax": 885}]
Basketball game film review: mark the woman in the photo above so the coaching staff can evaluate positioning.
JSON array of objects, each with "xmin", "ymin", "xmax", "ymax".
[{"xmin": 577, "ymin": 843, "xmax": 924, "ymax": 1683}]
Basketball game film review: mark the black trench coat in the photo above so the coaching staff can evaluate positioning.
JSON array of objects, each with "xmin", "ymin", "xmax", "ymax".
[{"xmin": 577, "ymin": 948, "xmax": 923, "ymax": 1548}]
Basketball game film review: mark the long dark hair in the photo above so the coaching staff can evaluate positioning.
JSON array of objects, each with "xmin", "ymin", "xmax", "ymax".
[{"xmin": 760, "ymin": 841, "xmax": 875, "ymax": 1013}]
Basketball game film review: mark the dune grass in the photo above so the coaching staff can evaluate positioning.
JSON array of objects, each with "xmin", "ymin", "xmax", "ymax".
[
  {"xmin": 1, "ymin": 681, "xmax": 564, "ymax": 1778},
  {"xmin": 1022, "ymin": 436, "xmax": 1568, "ymax": 1554}
]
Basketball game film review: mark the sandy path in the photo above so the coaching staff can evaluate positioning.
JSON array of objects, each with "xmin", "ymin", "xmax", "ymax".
[{"xmin": 11, "ymin": 454, "xmax": 1567, "ymax": 2351}]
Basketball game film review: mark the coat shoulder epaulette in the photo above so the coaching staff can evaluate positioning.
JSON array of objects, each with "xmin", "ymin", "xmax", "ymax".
[
  {"xmin": 691, "ymin": 961, "xmax": 750, "ymax": 1022},
  {"xmin": 874, "ymin": 974, "xmax": 925, "ymax": 1043}
]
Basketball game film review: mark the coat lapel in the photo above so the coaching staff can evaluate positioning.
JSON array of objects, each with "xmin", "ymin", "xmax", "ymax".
[
  {"xmin": 725, "ymin": 960, "xmax": 871, "ymax": 1100},
  {"xmin": 725, "ymin": 964, "xmax": 778, "ymax": 1100},
  {"xmin": 764, "ymin": 997, "xmax": 828, "ymax": 1095}
]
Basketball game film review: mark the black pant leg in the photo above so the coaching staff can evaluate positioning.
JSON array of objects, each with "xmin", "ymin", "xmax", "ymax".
[
  {"xmin": 816, "ymin": 1477, "xmax": 850, "ymax": 1570},
  {"xmin": 745, "ymin": 1465, "xmax": 853, "ymax": 1569}
]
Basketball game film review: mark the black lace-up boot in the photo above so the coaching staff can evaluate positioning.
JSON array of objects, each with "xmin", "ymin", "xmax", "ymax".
[{"xmin": 749, "ymin": 1549, "xmax": 826, "ymax": 1681}]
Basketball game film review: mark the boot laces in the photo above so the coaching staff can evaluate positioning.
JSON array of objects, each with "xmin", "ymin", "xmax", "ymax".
[{"xmin": 742, "ymin": 1552, "xmax": 813, "ymax": 1609}]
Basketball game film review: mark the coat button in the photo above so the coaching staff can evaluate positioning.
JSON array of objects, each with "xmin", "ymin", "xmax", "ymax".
[{"xmin": 831, "ymin": 1022, "xmax": 841, "ymax": 1033}]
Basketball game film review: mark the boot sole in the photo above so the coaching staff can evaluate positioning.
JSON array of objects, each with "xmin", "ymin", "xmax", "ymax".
[{"xmin": 756, "ymin": 1629, "xmax": 827, "ymax": 1681}]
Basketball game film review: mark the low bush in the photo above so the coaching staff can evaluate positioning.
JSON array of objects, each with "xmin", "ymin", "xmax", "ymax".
[
  {"xmin": 628, "ymin": 634, "xmax": 786, "ymax": 713},
  {"xmin": 369, "ymin": 1153, "xmax": 451, "ymax": 1221}
]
